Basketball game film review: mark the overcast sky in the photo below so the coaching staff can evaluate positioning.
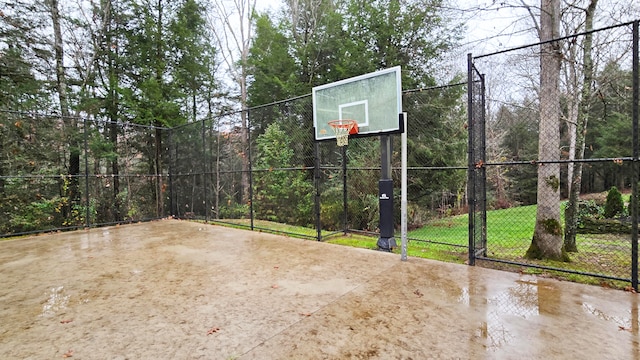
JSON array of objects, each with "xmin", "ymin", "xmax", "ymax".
[{"xmin": 227, "ymin": 0, "xmax": 639, "ymax": 85}]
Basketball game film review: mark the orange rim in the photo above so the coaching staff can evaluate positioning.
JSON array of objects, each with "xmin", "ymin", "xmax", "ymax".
[{"xmin": 328, "ymin": 120, "xmax": 359, "ymax": 135}]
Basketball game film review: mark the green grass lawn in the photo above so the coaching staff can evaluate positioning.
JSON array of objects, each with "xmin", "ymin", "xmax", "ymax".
[{"xmin": 405, "ymin": 205, "xmax": 537, "ymax": 250}]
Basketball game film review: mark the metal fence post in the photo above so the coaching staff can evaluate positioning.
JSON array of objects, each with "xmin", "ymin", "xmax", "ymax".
[
  {"xmin": 479, "ymin": 72, "xmax": 487, "ymax": 257},
  {"xmin": 202, "ymin": 119, "xmax": 208, "ymax": 221},
  {"xmin": 168, "ymin": 128, "xmax": 175, "ymax": 218},
  {"xmin": 84, "ymin": 118, "xmax": 90, "ymax": 228},
  {"xmin": 467, "ymin": 53, "xmax": 476, "ymax": 266},
  {"xmin": 632, "ymin": 20, "xmax": 639, "ymax": 292},
  {"xmin": 248, "ymin": 108, "xmax": 254, "ymax": 231}
]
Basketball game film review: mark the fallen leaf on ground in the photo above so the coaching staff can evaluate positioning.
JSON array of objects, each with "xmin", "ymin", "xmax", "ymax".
[
  {"xmin": 299, "ymin": 312, "xmax": 311, "ymax": 317},
  {"xmin": 618, "ymin": 326, "xmax": 630, "ymax": 332},
  {"xmin": 414, "ymin": 289, "xmax": 424, "ymax": 297},
  {"xmin": 60, "ymin": 319, "xmax": 73, "ymax": 324},
  {"xmin": 62, "ymin": 349, "xmax": 73, "ymax": 358},
  {"xmin": 624, "ymin": 286, "xmax": 637, "ymax": 293},
  {"xmin": 271, "ymin": 284, "xmax": 279, "ymax": 289},
  {"xmin": 273, "ymin": 266, "xmax": 279, "ymax": 269},
  {"xmin": 207, "ymin": 327, "xmax": 220, "ymax": 335}
]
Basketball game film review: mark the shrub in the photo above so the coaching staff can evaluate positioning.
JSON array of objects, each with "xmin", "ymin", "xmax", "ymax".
[
  {"xmin": 604, "ymin": 186, "xmax": 624, "ymax": 218},
  {"xmin": 218, "ymin": 203, "xmax": 250, "ymax": 219},
  {"xmin": 575, "ymin": 200, "xmax": 603, "ymax": 229}
]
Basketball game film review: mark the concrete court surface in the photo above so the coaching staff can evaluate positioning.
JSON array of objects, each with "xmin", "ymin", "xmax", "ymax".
[{"xmin": 0, "ymin": 220, "xmax": 638, "ymax": 360}]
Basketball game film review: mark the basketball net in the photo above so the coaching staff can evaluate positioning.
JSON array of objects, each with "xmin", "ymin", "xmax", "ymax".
[{"xmin": 328, "ymin": 120, "xmax": 358, "ymax": 147}]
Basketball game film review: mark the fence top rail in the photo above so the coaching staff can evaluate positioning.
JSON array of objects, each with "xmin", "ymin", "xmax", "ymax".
[
  {"xmin": 403, "ymin": 82, "xmax": 466, "ymax": 94},
  {"xmin": 247, "ymin": 93, "xmax": 312, "ymax": 111},
  {"xmin": 171, "ymin": 94, "xmax": 315, "ymax": 131},
  {"xmin": 472, "ymin": 20, "xmax": 638, "ymax": 60}
]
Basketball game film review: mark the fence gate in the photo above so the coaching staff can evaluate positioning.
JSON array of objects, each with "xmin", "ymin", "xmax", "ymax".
[
  {"xmin": 467, "ymin": 54, "xmax": 487, "ymax": 265},
  {"xmin": 466, "ymin": 22, "xmax": 639, "ymax": 291}
]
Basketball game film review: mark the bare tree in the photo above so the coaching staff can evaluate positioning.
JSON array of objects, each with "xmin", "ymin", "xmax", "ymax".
[
  {"xmin": 525, "ymin": 0, "xmax": 566, "ymax": 260},
  {"xmin": 563, "ymin": 0, "xmax": 598, "ymax": 252},
  {"xmin": 46, "ymin": 0, "xmax": 82, "ymax": 220},
  {"xmin": 210, "ymin": 0, "xmax": 257, "ymax": 205}
]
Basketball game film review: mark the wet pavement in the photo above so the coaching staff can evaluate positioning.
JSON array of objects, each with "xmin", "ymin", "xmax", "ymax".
[{"xmin": 0, "ymin": 219, "xmax": 638, "ymax": 359}]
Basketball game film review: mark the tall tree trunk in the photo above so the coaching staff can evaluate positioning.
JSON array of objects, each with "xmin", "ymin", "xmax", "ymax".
[
  {"xmin": 240, "ymin": 101, "xmax": 250, "ymax": 205},
  {"xmin": 48, "ymin": 0, "xmax": 81, "ymax": 218},
  {"xmin": 564, "ymin": 0, "xmax": 598, "ymax": 252},
  {"xmin": 526, "ymin": 0, "xmax": 566, "ymax": 261},
  {"xmin": 0, "ymin": 139, "xmax": 4, "ymax": 195},
  {"xmin": 105, "ymin": 0, "xmax": 122, "ymax": 222},
  {"xmin": 210, "ymin": 0, "xmax": 256, "ymax": 206},
  {"xmin": 238, "ymin": 16, "xmax": 251, "ymax": 206},
  {"xmin": 566, "ymin": 88, "xmax": 578, "ymax": 196},
  {"xmin": 154, "ymin": 0, "xmax": 164, "ymax": 217}
]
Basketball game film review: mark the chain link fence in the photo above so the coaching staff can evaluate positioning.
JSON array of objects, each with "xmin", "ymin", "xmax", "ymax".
[
  {"xmin": 0, "ymin": 111, "xmax": 171, "ymax": 236},
  {"xmin": 470, "ymin": 21, "xmax": 639, "ymax": 288},
  {"xmin": 0, "ymin": 83, "xmax": 469, "ymax": 249}
]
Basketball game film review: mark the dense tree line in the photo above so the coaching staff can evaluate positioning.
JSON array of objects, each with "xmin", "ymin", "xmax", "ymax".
[
  {"xmin": 1, "ymin": 0, "xmax": 216, "ymax": 232},
  {"xmin": 490, "ymin": 60, "xmax": 636, "ymax": 202},
  {"xmin": 249, "ymin": 1, "xmax": 470, "ymax": 229},
  {"xmin": 1, "ymin": 0, "xmax": 466, "ymax": 234},
  {"xmin": 3, "ymin": 0, "xmax": 636, "ymax": 243}
]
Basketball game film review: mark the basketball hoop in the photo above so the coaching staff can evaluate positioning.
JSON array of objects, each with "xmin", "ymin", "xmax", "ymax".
[{"xmin": 328, "ymin": 120, "xmax": 359, "ymax": 146}]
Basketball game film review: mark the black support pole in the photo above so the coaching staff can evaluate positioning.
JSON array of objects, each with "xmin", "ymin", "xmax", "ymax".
[
  {"xmin": 377, "ymin": 134, "xmax": 396, "ymax": 251},
  {"xmin": 314, "ymin": 141, "xmax": 322, "ymax": 241},
  {"xmin": 342, "ymin": 145, "xmax": 348, "ymax": 234}
]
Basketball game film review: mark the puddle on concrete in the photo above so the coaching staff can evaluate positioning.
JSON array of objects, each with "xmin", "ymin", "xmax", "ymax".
[
  {"xmin": 41, "ymin": 286, "xmax": 69, "ymax": 318},
  {"xmin": 78, "ymin": 230, "xmax": 113, "ymax": 250},
  {"xmin": 582, "ymin": 302, "xmax": 639, "ymax": 332},
  {"xmin": 476, "ymin": 320, "xmax": 515, "ymax": 352},
  {"xmin": 456, "ymin": 275, "xmax": 559, "ymax": 352},
  {"xmin": 454, "ymin": 274, "xmax": 639, "ymax": 355},
  {"xmin": 459, "ymin": 277, "xmax": 542, "ymax": 317}
]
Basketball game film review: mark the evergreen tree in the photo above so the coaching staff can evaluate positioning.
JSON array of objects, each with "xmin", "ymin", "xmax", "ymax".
[
  {"xmin": 499, "ymin": 101, "xmax": 539, "ymax": 205},
  {"xmin": 253, "ymin": 122, "xmax": 314, "ymax": 225},
  {"xmin": 339, "ymin": 0, "xmax": 459, "ymax": 88},
  {"xmin": 604, "ymin": 186, "xmax": 624, "ymax": 219},
  {"xmin": 248, "ymin": 13, "xmax": 300, "ymax": 108},
  {"xmin": 585, "ymin": 63, "xmax": 634, "ymax": 192},
  {"xmin": 169, "ymin": 0, "xmax": 215, "ymax": 122}
]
